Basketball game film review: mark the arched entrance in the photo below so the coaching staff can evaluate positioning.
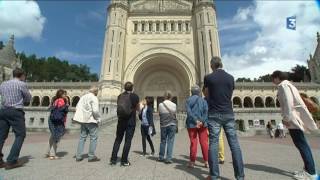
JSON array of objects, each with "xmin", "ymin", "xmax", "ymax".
[{"xmin": 132, "ymin": 53, "xmax": 191, "ymax": 112}]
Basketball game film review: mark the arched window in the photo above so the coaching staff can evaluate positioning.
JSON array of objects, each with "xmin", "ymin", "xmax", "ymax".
[
  {"xmin": 71, "ymin": 96, "xmax": 80, "ymax": 107},
  {"xmin": 243, "ymin": 97, "xmax": 253, "ymax": 108},
  {"xmin": 31, "ymin": 96, "xmax": 40, "ymax": 106},
  {"xmin": 233, "ymin": 97, "xmax": 242, "ymax": 108},
  {"xmin": 265, "ymin": 97, "xmax": 275, "ymax": 108},
  {"xmin": 254, "ymin": 97, "xmax": 264, "ymax": 108},
  {"xmin": 41, "ymin": 96, "xmax": 50, "ymax": 107}
]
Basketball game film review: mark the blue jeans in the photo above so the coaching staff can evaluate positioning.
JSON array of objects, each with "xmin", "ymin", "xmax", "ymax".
[
  {"xmin": 159, "ymin": 125, "xmax": 176, "ymax": 161},
  {"xmin": 0, "ymin": 109, "xmax": 26, "ymax": 164},
  {"xmin": 207, "ymin": 113, "xmax": 244, "ymax": 180},
  {"xmin": 76, "ymin": 123, "xmax": 98, "ymax": 160},
  {"xmin": 289, "ymin": 129, "xmax": 316, "ymax": 175}
]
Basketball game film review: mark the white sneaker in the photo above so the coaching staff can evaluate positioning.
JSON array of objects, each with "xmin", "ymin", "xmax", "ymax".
[{"xmin": 293, "ymin": 170, "xmax": 318, "ymax": 180}]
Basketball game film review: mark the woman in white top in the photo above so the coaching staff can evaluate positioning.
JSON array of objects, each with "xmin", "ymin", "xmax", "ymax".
[
  {"xmin": 158, "ymin": 91, "xmax": 177, "ymax": 164},
  {"xmin": 272, "ymin": 70, "xmax": 317, "ymax": 180}
]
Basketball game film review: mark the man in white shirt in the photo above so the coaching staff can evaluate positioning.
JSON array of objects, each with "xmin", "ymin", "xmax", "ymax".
[{"xmin": 73, "ymin": 86, "xmax": 101, "ymax": 162}]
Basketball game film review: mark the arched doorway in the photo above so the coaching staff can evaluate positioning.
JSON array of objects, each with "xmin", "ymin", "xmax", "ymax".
[{"xmin": 133, "ymin": 53, "xmax": 191, "ymax": 111}]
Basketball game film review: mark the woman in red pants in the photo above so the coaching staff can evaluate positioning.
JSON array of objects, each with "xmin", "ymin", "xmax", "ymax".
[{"xmin": 185, "ymin": 85, "xmax": 209, "ymax": 168}]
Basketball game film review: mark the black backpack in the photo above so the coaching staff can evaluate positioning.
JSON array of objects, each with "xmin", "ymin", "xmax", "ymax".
[{"xmin": 117, "ymin": 93, "xmax": 132, "ymax": 119}]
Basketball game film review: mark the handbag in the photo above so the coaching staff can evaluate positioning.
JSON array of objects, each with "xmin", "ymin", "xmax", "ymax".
[
  {"xmin": 148, "ymin": 126, "xmax": 153, "ymax": 135},
  {"xmin": 300, "ymin": 96, "xmax": 319, "ymax": 113},
  {"xmin": 163, "ymin": 101, "xmax": 178, "ymax": 133}
]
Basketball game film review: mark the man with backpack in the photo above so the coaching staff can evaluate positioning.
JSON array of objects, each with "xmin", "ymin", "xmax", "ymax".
[{"xmin": 110, "ymin": 82, "xmax": 139, "ymax": 166}]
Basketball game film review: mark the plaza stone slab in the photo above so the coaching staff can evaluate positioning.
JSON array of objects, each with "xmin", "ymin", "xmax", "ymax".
[{"xmin": 1, "ymin": 122, "xmax": 320, "ymax": 180}]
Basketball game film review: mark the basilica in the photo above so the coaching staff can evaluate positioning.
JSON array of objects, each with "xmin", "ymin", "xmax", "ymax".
[{"xmin": 0, "ymin": 0, "xmax": 319, "ymax": 133}]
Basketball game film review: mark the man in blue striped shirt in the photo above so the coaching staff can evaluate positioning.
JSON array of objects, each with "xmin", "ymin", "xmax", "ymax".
[{"xmin": 0, "ymin": 68, "xmax": 31, "ymax": 170}]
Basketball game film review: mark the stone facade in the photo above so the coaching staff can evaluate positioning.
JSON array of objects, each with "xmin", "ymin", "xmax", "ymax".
[
  {"xmin": 99, "ymin": 0, "xmax": 220, "ymax": 111},
  {"xmin": 308, "ymin": 32, "xmax": 320, "ymax": 84},
  {"xmin": 0, "ymin": 35, "xmax": 22, "ymax": 83}
]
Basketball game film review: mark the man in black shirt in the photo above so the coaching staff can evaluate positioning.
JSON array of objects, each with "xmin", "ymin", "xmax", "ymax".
[
  {"xmin": 204, "ymin": 57, "xmax": 244, "ymax": 180},
  {"xmin": 110, "ymin": 82, "xmax": 139, "ymax": 166}
]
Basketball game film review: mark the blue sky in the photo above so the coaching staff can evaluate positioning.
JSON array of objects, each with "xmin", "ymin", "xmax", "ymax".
[{"xmin": 0, "ymin": 0, "xmax": 319, "ymax": 79}]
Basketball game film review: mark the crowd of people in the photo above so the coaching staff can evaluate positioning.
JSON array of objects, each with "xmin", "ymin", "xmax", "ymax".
[
  {"xmin": 266, "ymin": 121, "xmax": 285, "ymax": 138},
  {"xmin": 0, "ymin": 55, "xmax": 319, "ymax": 180}
]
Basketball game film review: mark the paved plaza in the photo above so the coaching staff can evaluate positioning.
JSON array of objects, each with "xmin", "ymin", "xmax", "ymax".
[{"xmin": 1, "ymin": 121, "xmax": 320, "ymax": 180}]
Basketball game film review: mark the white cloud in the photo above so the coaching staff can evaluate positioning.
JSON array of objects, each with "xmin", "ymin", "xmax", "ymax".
[
  {"xmin": 218, "ymin": 18, "xmax": 257, "ymax": 32},
  {"xmin": 222, "ymin": 1, "xmax": 320, "ymax": 79},
  {"xmin": 75, "ymin": 10, "xmax": 105, "ymax": 28},
  {"xmin": 233, "ymin": 6, "xmax": 254, "ymax": 22},
  {"xmin": 55, "ymin": 50, "xmax": 100, "ymax": 61},
  {"xmin": 0, "ymin": 1, "xmax": 46, "ymax": 40}
]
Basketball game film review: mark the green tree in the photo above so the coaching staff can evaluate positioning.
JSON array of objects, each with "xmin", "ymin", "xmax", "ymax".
[
  {"xmin": 20, "ymin": 52, "xmax": 98, "ymax": 82},
  {"xmin": 236, "ymin": 78, "xmax": 252, "ymax": 82},
  {"xmin": 257, "ymin": 74, "xmax": 272, "ymax": 82},
  {"xmin": 289, "ymin": 65, "xmax": 310, "ymax": 82}
]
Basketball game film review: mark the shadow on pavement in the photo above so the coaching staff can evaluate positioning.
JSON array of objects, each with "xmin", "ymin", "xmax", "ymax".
[
  {"xmin": 132, "ymin": 151, "xmax": 145, "ymax": 156},
  {"xmin": 19, "ymin": 155, "xmax": 33, "ymax": 167},
  {"xmin": 180, "ymin": 155, "xmax": 206, "ymax": 165},
  {"xmin": 147, "ymin": 155, "xmax": 230, "ymax": 180},
  {"xmin": 244, "ymin": 164, "xmax": 292, "ymax": 178},
  {"xmin": 56, "ymin": 151, "xmax": 68, "ymax": 157},
  {"xmin": 174, "ymin": 157, "xmax": 231, "ymax": 180}
]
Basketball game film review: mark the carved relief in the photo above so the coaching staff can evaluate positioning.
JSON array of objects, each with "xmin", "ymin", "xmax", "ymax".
[
  {"xmin": 130, "ymin": 0, "xmax": 192, "ymax": 14},
  {"xmin": 146, "ymin": 79, "xmax": 176, "ymax": 91}
]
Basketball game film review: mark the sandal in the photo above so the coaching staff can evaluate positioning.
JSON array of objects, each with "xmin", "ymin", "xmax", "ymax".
[{"xmin": 49, "ymin": 156, "xmax": 60, "ymax": 160}]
